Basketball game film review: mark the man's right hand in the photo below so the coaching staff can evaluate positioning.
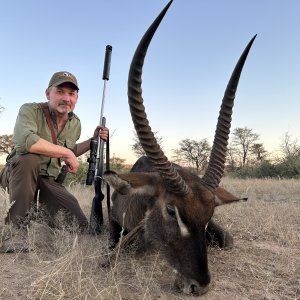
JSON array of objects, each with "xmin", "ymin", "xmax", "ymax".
[
  {"xmin": 29, "ymin": 138, "xmax": 79, "ymax": 174},
  {"xmin": 63, "ymin": 149, "xmax": 79, "ymax": 173}
]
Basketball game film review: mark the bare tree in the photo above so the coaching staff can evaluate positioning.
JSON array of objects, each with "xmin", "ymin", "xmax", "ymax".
[
  {"xmin": 280, "ymin": 132, "xmax": 300, "ymax": 158},
  {"xmin": 0, "ymin": 104, "xmax": 4, "ymax": 115},
  {"xmin": 174, "ymin": 138, "xmax": 211, "ymax": 173},
  {"xmin": 226, "ymin": 143, "xmax": 239, "ymax": 171},
  {"xmin": 250, "ymin": 143, "xmax": 267, "ymax": 162},
  {"xmin": 0, "ymin": 134, "xmax": 14, "ymax": 154},
  {"xmin": 231, "ymin": 127, "xmax": 259, "ymax": 167},
  {"xmin": 131, "ymin": 131, "xmax": 164, "ymax": 158},
  {"xmin": 171, "ymin": 148, "xmax": 188, "ymax": 166}
]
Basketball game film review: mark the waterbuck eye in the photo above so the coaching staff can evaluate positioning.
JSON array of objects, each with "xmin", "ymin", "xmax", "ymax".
[{"xmin": 166, "ymin": 205, "xmax": 176, "ymax": 218}]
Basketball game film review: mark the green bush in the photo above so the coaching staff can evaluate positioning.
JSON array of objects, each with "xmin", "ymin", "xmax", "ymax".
[
  {"xmin": 64, "ymin": 160, "xmax": 89, "ymax": 185},
  {"xmin": 228, "ymin": 157, "xmax": 300, "ymax": 179},
  {"xmin": 276, "ymin": 156, "xmax": 300, "ymax": 178}
]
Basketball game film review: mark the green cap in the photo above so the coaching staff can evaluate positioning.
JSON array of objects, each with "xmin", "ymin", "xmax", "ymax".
[{"xmin": 48, "ymin": 71, "xmax": 79, "ymax": 90}]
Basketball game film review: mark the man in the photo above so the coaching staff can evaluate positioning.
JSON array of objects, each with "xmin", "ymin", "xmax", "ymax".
[{"xmin": 0, "ymin": 71, "xmax": 108, "ymax": 252}]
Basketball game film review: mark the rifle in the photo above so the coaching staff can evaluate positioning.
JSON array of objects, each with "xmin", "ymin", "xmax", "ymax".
[{"xmin": 86, "ymin": 45, "xmax": 112, "ymax": 234}]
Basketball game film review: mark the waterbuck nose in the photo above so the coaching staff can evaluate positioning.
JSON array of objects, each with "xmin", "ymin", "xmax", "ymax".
[
  {"xmin": 174, "ymin": 274, "xmax": 210, "ymax": 295},
  {"xmin": 184, "ymin": 280, "xmax": 210, "ymax": 295}
]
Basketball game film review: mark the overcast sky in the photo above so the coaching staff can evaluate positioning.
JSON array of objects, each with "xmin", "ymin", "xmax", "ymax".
[{"xmin": 1, "ymin": 0, "xmax": 299, "ymax": 163}]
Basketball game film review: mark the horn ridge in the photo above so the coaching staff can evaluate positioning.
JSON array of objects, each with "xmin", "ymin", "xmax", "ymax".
[
  {"xmin": 202, "ymin": 35, "xmax": 257, "ymax": 191},
  {"xmin": 128, "ymin": 0, "xmax": 191, "ymax": 195}
]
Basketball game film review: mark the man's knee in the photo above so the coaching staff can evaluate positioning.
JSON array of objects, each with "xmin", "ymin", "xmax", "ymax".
[
  {"xmin": 18, "ymin": 154, "xmax": 41, "ymax": 169},
  {"xmin": 10, "ymin": 154, "xmax": 41, "ymax": 178}
]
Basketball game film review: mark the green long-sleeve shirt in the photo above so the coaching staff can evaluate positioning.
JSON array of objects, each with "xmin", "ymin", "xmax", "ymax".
[{"xmin": 8, "ymin": 102, "xmax": 81, "ymax": 178}]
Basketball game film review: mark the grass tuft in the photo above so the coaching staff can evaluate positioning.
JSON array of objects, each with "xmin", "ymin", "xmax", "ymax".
[{"xmin": 0, "ymin": 179, "xmax": 299, "ymax": 299}]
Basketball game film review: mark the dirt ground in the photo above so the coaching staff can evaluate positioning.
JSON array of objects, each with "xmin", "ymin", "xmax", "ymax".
[{"xmin": 0, "ymin": 178, "xmax": 299, "ymax": 299}]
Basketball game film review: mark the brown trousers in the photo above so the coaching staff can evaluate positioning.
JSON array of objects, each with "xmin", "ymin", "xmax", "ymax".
[{"xmin": 0, "ymin": 154, "xmax": 88, "ymax": 230}]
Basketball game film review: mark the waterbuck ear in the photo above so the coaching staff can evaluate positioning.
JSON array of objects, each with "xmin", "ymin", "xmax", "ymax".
[
  {"xmin": 214, "ymin": 187, "xmax": 248, "ymax": 206},
  {"xmin": 103, "ymin": 170, "xmax": 160, "ymax": 196}
]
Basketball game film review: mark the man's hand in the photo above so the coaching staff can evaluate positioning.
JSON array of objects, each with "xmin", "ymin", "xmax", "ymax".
[
  {"xmin": 63, "ymin": 149, "xmax": 80, "ymax": 173},
  {"xmin": 74, "ymin": 126, "xmax": 109, "ymax": 157},
  {"xmin": 93, "ymin": 126, "xmax": 109, "ymax": 141},
  {"xmin": 29, "ymin": 138, "xmax": 80, "ymax": 174}
]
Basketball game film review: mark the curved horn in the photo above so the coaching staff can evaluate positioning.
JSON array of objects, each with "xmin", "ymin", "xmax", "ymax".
[
  {"xmin": 128, "ymin": 0, "xmax": 190, "ymax": 195},
  {"xmin": 202, "ymin": 35, "xmax": 257, "ymax": 191}
]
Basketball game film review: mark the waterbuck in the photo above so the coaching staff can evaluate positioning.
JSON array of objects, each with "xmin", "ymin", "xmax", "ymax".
[{"xmin": 104, "ymin": 0, "xmax": 255, "ymax": 295}]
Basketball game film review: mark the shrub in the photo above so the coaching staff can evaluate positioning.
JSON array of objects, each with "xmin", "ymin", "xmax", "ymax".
[{"xmin": 228, "ymin": 157, "xmax": 300, "ymax": 179}]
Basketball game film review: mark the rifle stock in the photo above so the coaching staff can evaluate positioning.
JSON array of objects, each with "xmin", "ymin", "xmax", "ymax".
[
  {"xmin": 89, "ymin": 116, "xmax": 106, "ymax": 233},
  {"xmin": 89, "ymin": 118, "xmax": 106, "ymax": 233}
]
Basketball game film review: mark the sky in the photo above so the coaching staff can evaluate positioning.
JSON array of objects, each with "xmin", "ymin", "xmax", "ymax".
[{"xmin": 0, "ymin": 0, "xmax": 300, "ymax": 164}]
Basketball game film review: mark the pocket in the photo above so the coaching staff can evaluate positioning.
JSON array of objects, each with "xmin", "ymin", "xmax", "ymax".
[
  {"xmin": 65, "ymin": 138, "xmax": 76, "ymax": 151},
  {"xmin": 6, "ymin": 148, "xmax": 16, "ymax": 162},
  {"xmin": 0, "ymin": 166, "xmax": 9, "ymax": 189},
  {"xmin": 7, "ymin": 154, "xmax": 20, "ymax": 170}
]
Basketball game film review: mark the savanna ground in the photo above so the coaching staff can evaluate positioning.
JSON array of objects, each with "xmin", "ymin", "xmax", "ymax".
[{"xmin": 0, "ymin": 177, "xmax": 299, "ymax": 300}]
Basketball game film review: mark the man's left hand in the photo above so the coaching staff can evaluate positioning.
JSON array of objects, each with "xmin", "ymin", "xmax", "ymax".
[{"xmin": 93, "ymin": 126, "xmax": 109, "ymax": 141}]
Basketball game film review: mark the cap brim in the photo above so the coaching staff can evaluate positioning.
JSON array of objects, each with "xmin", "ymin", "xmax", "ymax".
[{"xmin": 51, "ymin": 79, "xmax": 79, "ymax": 90}]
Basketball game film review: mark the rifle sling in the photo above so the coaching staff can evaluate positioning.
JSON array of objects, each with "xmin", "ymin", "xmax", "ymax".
[
  {"xmin": 39, "ymin": 102, "xmax": 61, "ymax": 166},
  {"xmin": 106, "ymin": 133, "xmax": 110, "ymax": 216}
]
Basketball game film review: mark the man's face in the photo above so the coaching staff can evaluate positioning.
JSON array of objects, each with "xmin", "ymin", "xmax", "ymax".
[{"xmin": 46, "ymin": 83, "xmax": 78, "ymax": 116}]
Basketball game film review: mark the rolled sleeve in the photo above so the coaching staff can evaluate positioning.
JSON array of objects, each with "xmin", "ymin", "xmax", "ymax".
[{"xmin": 13, "ymin": 103, "xmax": 41, "ymax": 153}]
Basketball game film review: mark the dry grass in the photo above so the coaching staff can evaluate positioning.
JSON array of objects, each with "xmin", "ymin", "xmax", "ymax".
[{"xmin": 0, "ymin": 178, "xmax": 299, "ymax": 299}]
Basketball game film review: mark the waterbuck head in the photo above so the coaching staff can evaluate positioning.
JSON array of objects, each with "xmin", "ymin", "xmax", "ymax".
[{"xmin": 104, "ymin": 0, "xmax": 255, "ymax": 295}]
